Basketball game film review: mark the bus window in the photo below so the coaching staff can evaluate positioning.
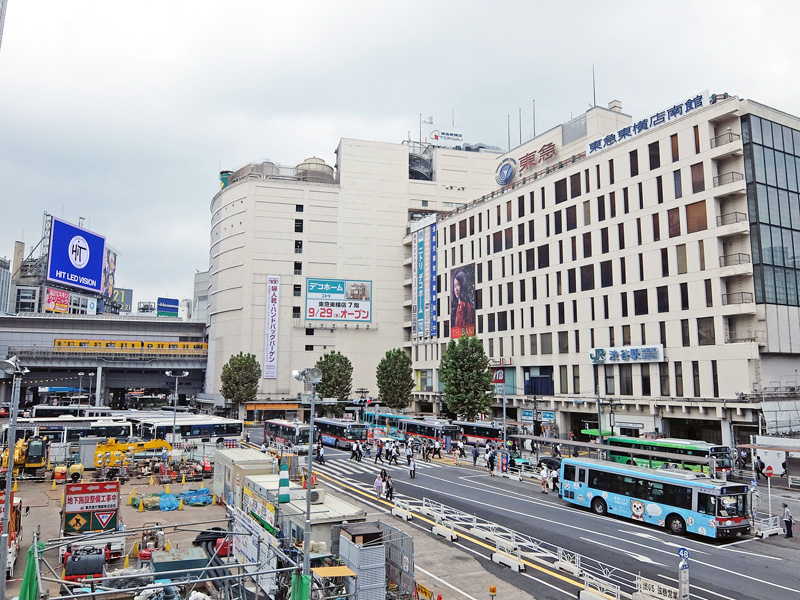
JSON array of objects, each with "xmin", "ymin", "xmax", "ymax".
[
  {"xmin": 578, "ymin": 468, "xmax": 587, "ymax": 483},
  {"xmin": 564, "ymin": 464, "xmax": 576, "ymax": 481}
]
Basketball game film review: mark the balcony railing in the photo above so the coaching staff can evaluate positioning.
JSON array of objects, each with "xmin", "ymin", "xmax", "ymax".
[
  {"xmin": 719, "ymin": 253, "xmax": 751, "ymax": 267},
  {"xmin": 726, "ymin": 330, "xmax": 766, "ymax": 344},
  {"xmin": 710, "ymin": 131, "xmax": 741, "ymax": 148},
  {"xmin": 722, "ymin": 291, "xmax": 754, "ymax": 305},
  {"xmin": 713, "ymin": 171, "xmax": 744, "ymax": 187},
  {"xmin": 716, "ymin": 212, "xmax": 748, "ymax": 226}
]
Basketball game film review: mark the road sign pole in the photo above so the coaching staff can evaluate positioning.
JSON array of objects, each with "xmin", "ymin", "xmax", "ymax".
[
  {"xmin": 679, "ymin": 559, "xmax": 689, "ymax": 600},
  {"xmin": 768, "ymin": 473, "xmax": 772, "ymax": 516}
]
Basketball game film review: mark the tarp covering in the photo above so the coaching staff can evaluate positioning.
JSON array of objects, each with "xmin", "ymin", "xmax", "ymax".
[
  {"xmin": 290, "ymin": 571, "xmax": 311, "ymax": 600},
  {"xmin": 131, "ymin": 488, "xmax": 214, "ymax": 511},
  {"xmin": 19, "ymin": 541, "xmax": 45, "ymax": 600}
]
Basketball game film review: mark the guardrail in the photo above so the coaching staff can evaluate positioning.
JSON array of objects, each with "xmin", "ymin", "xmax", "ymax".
[
  {"xmin": 713, "ymin": 171, "xmax": 744, "ymax": 187},
  {"xmin": 400, "ymin": 496, "xmax": 639, "ymax": 591}
]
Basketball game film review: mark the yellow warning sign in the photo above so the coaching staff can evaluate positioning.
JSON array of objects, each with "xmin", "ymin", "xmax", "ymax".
[{"xmin": 66, "ymin": 512, "xmax": 90, "ymax": 532}]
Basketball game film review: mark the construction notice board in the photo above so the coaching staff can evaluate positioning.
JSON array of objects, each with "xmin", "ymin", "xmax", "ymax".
[{"xmin": 63, "ymin": 481, "xmax": 120, "ymax": 533}]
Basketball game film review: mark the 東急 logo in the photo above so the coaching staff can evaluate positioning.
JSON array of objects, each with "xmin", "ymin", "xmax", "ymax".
[
  {"xmin": 495, "ymin": 158, "xmax": 517, "ymax": 186},
  {"xmin": 68, "ymin": 236, "xmax": 90, "ymax": 269}
]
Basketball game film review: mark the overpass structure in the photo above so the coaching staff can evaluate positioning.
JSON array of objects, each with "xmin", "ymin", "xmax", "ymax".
[{"xmin": 0, "ymin": 313, "xmax": 207, "ymax": 407}]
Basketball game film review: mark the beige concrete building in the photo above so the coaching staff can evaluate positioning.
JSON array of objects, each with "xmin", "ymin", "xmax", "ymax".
[
  {"xmin": 202, "ymin": 138, "xmax": 500, "ymax": 417},
  {"xmin": 410, "ymin": 92, "xmax": 800, "ymax": 446}
]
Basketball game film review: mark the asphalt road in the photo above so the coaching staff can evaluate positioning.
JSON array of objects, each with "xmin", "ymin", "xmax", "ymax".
[{"xmin": 289, "ymin": 438, "xmax": 800, "ymax": 600}]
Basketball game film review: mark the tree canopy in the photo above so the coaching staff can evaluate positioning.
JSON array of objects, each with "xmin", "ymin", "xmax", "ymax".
[
  {"xmin": 315, "ymin": 351, "xmax": 353, "ymax": 418},
  {"xmin": 220, "ymin": 352, "xmax": 261, "ymax": 414},
  {"xmin": 438, "ymin": 335, "xmax": 494, "ymax": 421},
  {"xmin": 375, "ymin": 348, "xmax": 414, "ymax": 411}
]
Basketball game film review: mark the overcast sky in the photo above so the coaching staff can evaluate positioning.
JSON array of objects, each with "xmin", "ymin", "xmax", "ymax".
[{"xmin": 1, "ymin": 1, "xmax": 799, "ymax": 308}]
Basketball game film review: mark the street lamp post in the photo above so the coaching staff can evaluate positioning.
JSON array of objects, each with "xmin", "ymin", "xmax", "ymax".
[
  {"xmin": 293, "ymin": 368, "xmax": 322, "ymax": 577},
  {"xmin": 165, "ymin": 371, "xmax": 189, "ymax": 446},
  {"xmin": 88, "ymin": 372, "xmax": 96, "ymax": 407},
  {"xmin": 77, "ymin": 371, "xmax": 85, "ymax": 404},
  {"xmin": 0, "ymin": 356, "xmax": 28, "ymax": 600}
]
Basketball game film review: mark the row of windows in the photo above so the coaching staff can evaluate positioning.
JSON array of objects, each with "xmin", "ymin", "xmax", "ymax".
[{"xmin": 447, "ymin": 129, "xmax": 703, "ymax": 245}]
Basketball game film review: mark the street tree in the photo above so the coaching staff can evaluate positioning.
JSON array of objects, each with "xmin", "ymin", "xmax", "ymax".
[
  {"xmin": 315, "ymin": 351, "xmax": 353, "ymax": 418},
  {"xmin": 220, "ymin": 352, "xmax": 261, "ymax": 418},
  {"xmin": 376, "ymin": 348, "xmax": 414, "ymax": 411},
  {"xmin": 438, "ymin": 335, "xmax": 494, "ymax": 421}
]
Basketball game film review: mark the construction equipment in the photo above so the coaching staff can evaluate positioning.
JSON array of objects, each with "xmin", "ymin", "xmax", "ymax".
[
  {"xmin": 94, "ymin": 438, "xmax": 172, "ymax": 474},
  {"xmin": 1, "ymin": 436, "xmax": 50, "ymax": 477}
]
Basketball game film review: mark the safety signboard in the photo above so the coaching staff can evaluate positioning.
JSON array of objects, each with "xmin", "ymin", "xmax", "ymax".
[{"xmin": 63, "ymin": 481, "xmax": 120, "ymax": 532}]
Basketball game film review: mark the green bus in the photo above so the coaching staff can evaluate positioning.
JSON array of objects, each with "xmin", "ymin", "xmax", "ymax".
[{"xmin": 605, "ymin": 436, "xmax": 733, "ymax": 476}]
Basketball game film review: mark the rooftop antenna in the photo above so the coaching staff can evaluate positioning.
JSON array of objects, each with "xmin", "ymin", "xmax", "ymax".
[
  {"xmin": 592, "ymin": 64, "xmax": 597, "ymax": 107},
  {"xmin": 507, "ymin": 115, "xmax": 510, "ymax": 151},
  {"xmin": 519, "ymin": 108, "xmax": 522, "ymax": 145},
  {"xmin": 533, "ymin": 99, "xmax": 536, "ymax": 138}
]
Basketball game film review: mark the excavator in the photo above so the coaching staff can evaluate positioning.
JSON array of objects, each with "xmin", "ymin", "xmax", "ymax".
[{"xmin": 1, "ymin": 435, "xmax": 50, "ymax": 477}]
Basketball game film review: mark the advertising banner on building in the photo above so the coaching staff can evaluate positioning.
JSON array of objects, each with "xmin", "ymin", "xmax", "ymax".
[
  {"xmin": 157, "ymin": 297, "xmax": 179, "ymax": 317},
  {"xmin": 423, "ymin": 226, "xmax": 432, "ymax": 337},
  {"xmin": 111, "ymin": 287, "xmax": 134, "ymax": 313},
  {"xmin": 450, "ymin": 264, "xmax": 475, "ymax": 339},
  {"xmin": 45, "ymin": 287, "xmax": 70, "ymax": 313},
  {"xmin": 305, "ymin": 278, "xmax": 372, "ymax": 322},
  {"xmin": 47, "ymin": 217, "xmax": 106, "ymax": 293},
  {"xmin": 589, "ymin": 344, "xmax": 664, "ymax": 364},
  {"xmin": 264, "ymin": 275, "xmax": 279, "ymax": 379},
  {"xmin": 430, "ymin": 223, "xmax": 438, "ymax": 337},
  {"xmin": 101, "ymin": 246, "xmax": 118, "ymax": 298},
  {"xmin": 417, "ymin": 234, "xmax": 424, "ymax": 336},
  {"xmin": 411, "ymin": 231, "xmax": 418, "ymax": 339}
]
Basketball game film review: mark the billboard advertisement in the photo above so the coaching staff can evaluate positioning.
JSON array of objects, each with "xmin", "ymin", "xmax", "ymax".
[
  {"xmin": 305, "ymin": 278, "xmax": 372, "ymax": 322},
  {"xmin": 47, "ymin": 217, "xmax": 106, "ymax": 293},
  {"xmin": 430, "ymin": 223, "xmax": 438, "ymax": 337},
  {"xmin": 412, "ymin": 222, "xmax": 438, "ymax": 339},
  {"xmin": 450, "ymin": 263, "xmax": 475, "ymax": 339},
  {"xmin": 111, "ymin": 288, "xmax": 134, "ymax": 313},
  {"xmin": 45, "ymin": 287, "xmax": 70, "ymax": 313},
  {"xmin": 264, "ymin": 276, "xmax": 279, "ymax": 379},
  {"xmin": 411, "ymin": 231, "xmax": 418, "ymax": 339},
  {"xmin": 157, "ymin": 297, "xmax": 179, "ymax": 317},
  {"xmin": 101, "ymin": 246, "xmax": 118, "ymax": 298}
]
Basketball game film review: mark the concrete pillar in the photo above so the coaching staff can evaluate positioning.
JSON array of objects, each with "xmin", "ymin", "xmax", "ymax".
[{"xmin": 95, "ymin": 365, "xmax": 103, "ymax": 406}]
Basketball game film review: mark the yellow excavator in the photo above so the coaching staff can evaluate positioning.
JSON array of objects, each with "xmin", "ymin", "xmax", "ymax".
[{"xmin": 2, "ymin": 436, "xmax": 50, "ymax": 476}]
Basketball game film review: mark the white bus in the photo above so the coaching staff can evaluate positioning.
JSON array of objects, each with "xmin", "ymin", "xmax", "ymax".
[
  {"xmin": 263, "ymin": 419, "xmax": 315, "ymax": 453},
  {"xmin": 137, "ymin": 415, "xmax": 243, "ymax": 443}
]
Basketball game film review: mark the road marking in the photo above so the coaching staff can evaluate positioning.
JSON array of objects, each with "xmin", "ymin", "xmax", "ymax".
[
  {"xmin": 625, "ymin": 530, "xmax": 711, "ymax": 555},
  {"xmin": 721, "ymin": 546, "xmax": 781, "ymax": 559},
  {"xmin": 414, "ymin": 566, "xmax": 480, "ymax": 600},
  {"xmin": 579, "ymin": 537, "xmax": 665, "ymax": 567},
  {"xmin": 655, "ymin": 573, "xmax": 735, "ymax": 600}
]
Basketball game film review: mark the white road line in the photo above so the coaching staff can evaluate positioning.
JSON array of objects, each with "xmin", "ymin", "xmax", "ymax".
[
  {"xmin": 655, "ymin": 573, "xmax": 735, "ymax": 600},
  {"xmin": 413, "ymin": 566, "xmax": 480, "ymax": 600},
  {"xmin": 721, "ymin": 546, "xmax": 781, "ymax": 559}
]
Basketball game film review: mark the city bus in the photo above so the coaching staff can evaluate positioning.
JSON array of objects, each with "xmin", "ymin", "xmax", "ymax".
[
  {"xmin": 263, "ymin": 419, "xmax": 315, "ymax": 453},
  {"xmin": 30, "ymin": 404, "xmax": 113, "ymax": 419},
  {"xmin": 605, "ymin": 435, "xmax": 734, "ymax": 475},
  {"xmin": 559, "ymin": 457, "xmax": 750, "ymax": 539},
  {"xmin": 2, "ymin": 416, "xmax": 134, "ymax": 444},
  {"xmin": 137, "ymin": 415, "xmax": 243, "ymax": 444},
  {"xmin": 451, "ymin": 420, "xmax": 521, "ymax": 447},
  {"xmin": 314, "ymin": 418, "xmax": 368, "ymax": 449},
  {"xmin": 399, "ymin": 418, "xmax": 461, "ymax": 446},
  {"xmin": 361, "ymin": 410, "xmax": 411, "ymax": 440}
]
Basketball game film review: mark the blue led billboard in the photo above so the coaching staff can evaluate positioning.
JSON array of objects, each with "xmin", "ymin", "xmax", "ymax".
[
  {"xmin": 46, "ymin": 217, "xmax": 106, "ymax": 293},
  {"xmin": 157, "ymin": 297, "xmax": 179, "ymax": 317}
]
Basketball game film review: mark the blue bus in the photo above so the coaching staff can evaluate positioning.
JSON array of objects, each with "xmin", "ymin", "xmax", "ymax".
[
  {"xmin": 559, "ymin": 457, "xmax": 751, "ymax": 539},
  {"xmin": 362, "ymin": 410, "xmax": 411, "ymax": 441}
]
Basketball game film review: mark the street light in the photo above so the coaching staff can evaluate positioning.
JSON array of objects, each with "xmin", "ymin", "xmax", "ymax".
[
  {"xmin": 165, "ymin": 371, "xmax": 189, "ymax": 445},
  {"xmin": 77, "ymin": 371, "xmax": 85, "ymax": 403},
  {"xmin": 88, "ymin": 372, "xmax": 96, "ymax": 407},
  {"xmin": 0, "ymin": 356, "xmax": 28, "ymax": 600},
  {"xmin": 293, "ymin": 367, "xmax": 322, "ymax": 577}
]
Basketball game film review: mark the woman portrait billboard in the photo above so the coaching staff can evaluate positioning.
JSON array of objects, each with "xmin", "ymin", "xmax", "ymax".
[{"xmin": 450, "ymin": 264, "xmax": 475, "ymax": 339}]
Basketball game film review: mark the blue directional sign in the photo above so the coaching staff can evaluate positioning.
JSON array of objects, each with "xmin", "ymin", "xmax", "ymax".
[
  {"xmin": 750, "ymin": 479, "xmax": 758, "ymax": 488},
  {"xmin": 678, "ymin": 547, "xmax": 690, "ymax": 560}
]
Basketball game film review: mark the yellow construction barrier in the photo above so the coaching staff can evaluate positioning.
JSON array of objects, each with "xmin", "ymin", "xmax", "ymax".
[
  {"xmin": 123, "ymin": 554, "xmax": 130, "ymax": 568},
  {"xmin": 165, "ymin": 483, "xmax": 170, "ymax": 495},
  {"xmin": 212, "ymin": 494, "xmax": 217, "ymax": 504},
  {"xmin": 51, "ymin": 479, "xmax": 57, "ymax": 491},
  {"xmin": 181, "ymin": 475, "xmax": 186, "ymax": 485},
  {"xmin": 165, "ymin": 539, "xmax": 171, "ymax": 551},
  {"xmin": 138, "ymin": 500, "xmax": 144, "ymax": 513},
  {"xmin": 131, "ymin": 541, "xmax": 139, "ymax": 556}
]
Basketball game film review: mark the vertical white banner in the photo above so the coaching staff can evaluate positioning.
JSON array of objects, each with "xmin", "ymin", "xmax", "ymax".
[{"xmin": 264, "ymin": 275, "xmax": 280, "ymax": 378}]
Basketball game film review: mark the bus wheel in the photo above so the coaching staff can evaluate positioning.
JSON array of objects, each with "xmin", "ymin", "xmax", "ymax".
[
  {"xmin": 461, "ymin": 436, "xmax": 468, "ymax": 444},
  {"xmin": 666, "ymin": 515, "xmax": 686, "ymax": 535},
  {"xmin": 591, "ymin": 498, "xmax": 607, "ymax": 516}
]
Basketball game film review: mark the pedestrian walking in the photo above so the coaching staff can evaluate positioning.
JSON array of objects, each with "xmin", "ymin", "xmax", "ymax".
[
  {"xmin": 458, "ymin": 440, "xmax": 466, "ymax": 458},
  {"xmin": 357, "ymin": 441, "xmax": 363, "ymax": 462},
  {"xmin": 540, "ymin": 466, "xmax": 549, "ymax": 494},
  {"xmin": 487, "ymin": 450, "xmax": 495, "ymax": 476},
  {"xmin": 374, "ymin": 474, "xmax": 384, "ymax": 499},
  {"xmin": 756, "ymin": 455, "xmax": 765, "ymax": 480},
  {"xmin": 784, "ymin": 503, "xmax": 794, "ymax": 538},
  {"xmin": 472, "ymin": 445, "xmax": 479, "ymax": 467},
  {"xmin": 260, "ymin": 442, "xmax": 267, "ymax": 453},
  {"xmin": 434, "ymin": 440, "xmax": 441, "ymax": 459},
  {"xmin": 548, "ymin": 466, "xmax": 558, "ymax": 491},
  {"xmin": 317, "ymin": 443, "xmax": 325, "ymax": 465},
  {"xmin": 379, "ymin": 468, "xmax": 388, "ymax": 483},
  {"xmin": 385, "ymin": 444, "xmax": 392, "ymax": 462},
  {"xmin": 374, "ymin": 440, "xmax": 384, "ymax": 464},
  {"xmin": 421, "ymin": 443, "xmax": 429, "ymax": 462},
  {"xmin": 405, "ymin": 445, "xmax": 413, "ymax": 466},
  {"xmin": 245, "ymin": 431, "xmax": 251, "ymax": 444},
  {"xmin": 409, "ymin": 458, "xmax": 416, "ymax": 479},
  {"xmin": 385, "ymin": 476, "xmax": 395, "ymax": 501},
  {"xmin": 389, "ymin": 445, "xmax": 399, "ymax": 465}
]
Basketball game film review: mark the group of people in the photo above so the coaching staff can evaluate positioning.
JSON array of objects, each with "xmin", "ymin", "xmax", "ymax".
[
  {"xmin": 373, "ymin": 469, "xmax": 395, "ymax": 501},
  {"xmin": 539, "ymin": 464, "xmax": 559, "ymax": 493}
]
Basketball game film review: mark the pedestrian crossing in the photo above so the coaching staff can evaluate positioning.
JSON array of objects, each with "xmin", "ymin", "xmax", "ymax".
[{"xmin": 312, "ymin": 455, "xmax": 447, "ymax": 478}]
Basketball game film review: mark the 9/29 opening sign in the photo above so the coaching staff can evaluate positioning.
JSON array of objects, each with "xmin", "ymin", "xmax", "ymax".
[{"xmin": 305, "ymin": 278, "xmax": 372, "ymax": 322}]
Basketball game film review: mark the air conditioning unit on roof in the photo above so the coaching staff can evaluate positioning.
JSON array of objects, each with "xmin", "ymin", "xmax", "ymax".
[{"xmin": 309, "ymin": 489, "xmax": 326, "ymax": 505}]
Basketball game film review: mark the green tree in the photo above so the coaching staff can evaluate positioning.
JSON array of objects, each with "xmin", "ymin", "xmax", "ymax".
[
  {"xmin": 376, "ymin": 348, "xmax": 414, "ymax": 411},
  {"xmin": 315, "ymin": 351, "xmax": 353, "ymax": 418},
  {"xmin": 220, "ymin": 352, "xmax": 261, "ymax": 417},
  {"xmin": 438, "ymin": 335, "xmax": 494, "ymax": 421}
]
